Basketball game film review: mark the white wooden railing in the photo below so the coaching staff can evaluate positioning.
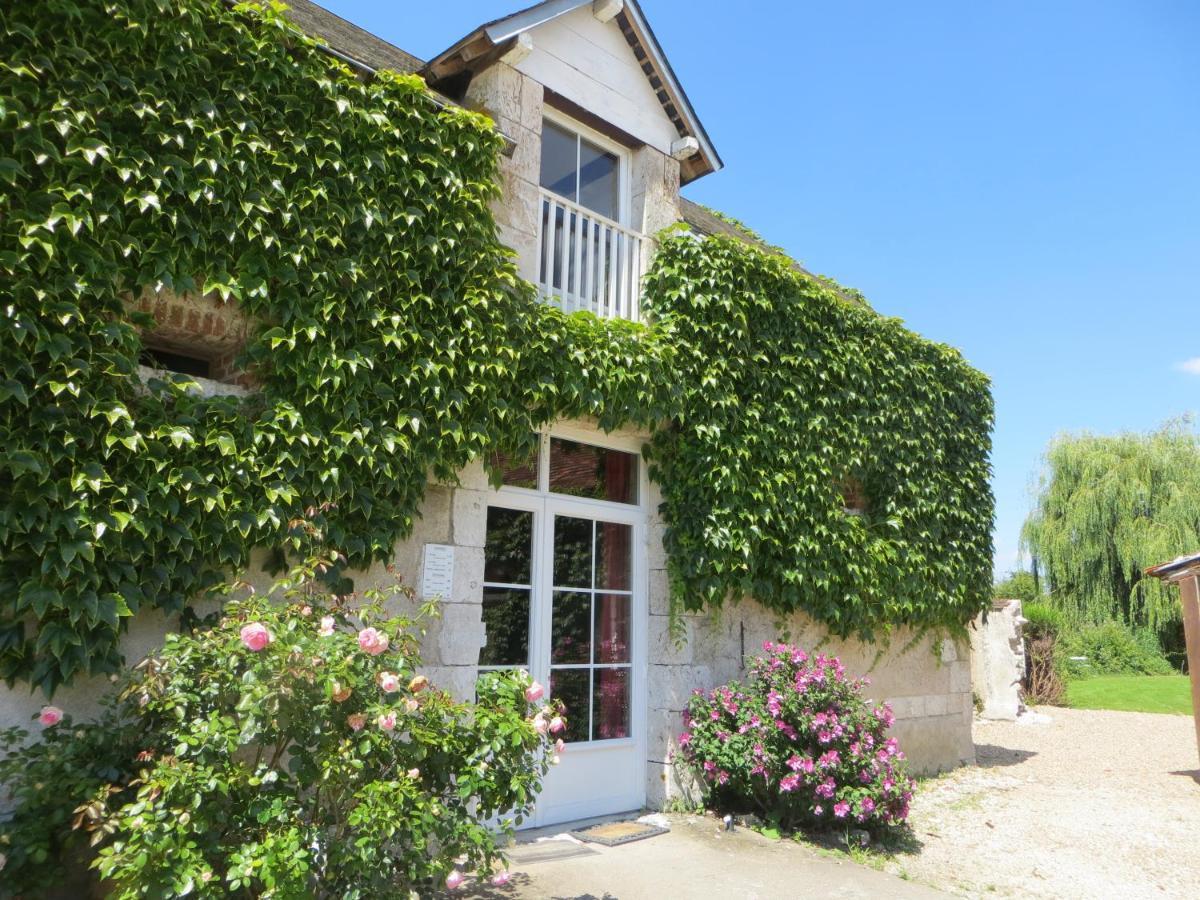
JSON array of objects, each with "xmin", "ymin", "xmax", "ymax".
[{"xmin": 536, "ymin": 190, "xmax": 645, "ymax": 322}]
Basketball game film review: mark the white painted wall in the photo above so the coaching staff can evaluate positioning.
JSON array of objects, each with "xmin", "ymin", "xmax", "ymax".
[{"xmin": 513, "ymin": 6, "xmax": 680, "ymax": 155}]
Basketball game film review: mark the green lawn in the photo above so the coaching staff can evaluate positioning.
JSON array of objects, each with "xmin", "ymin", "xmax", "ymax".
[{"xmin": 1065, "ymin": 675, "xmax": 1194, "ymax": 716}]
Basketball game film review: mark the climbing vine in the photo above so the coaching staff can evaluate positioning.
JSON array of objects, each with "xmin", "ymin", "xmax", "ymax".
[
  {"xmin": 1, "ymin": 0, "xmax": 992, "ymax": 694},
  {"xmin": 644, "ymin": 232, "xmax": 994, "ymax": 638}
]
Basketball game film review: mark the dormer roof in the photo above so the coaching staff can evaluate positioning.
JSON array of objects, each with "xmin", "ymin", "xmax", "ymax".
[{"xmin": 423, "ymin": 0, "xmax": 721, "ymax": 184}]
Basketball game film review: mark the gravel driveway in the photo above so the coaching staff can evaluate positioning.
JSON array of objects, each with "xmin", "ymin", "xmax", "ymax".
[{"xmin": 884, "ymin": 707, "xmax": 1200, "ymax": 899}]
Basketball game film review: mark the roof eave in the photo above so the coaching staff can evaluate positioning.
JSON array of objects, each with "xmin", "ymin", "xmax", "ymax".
[{"xmin": 618, "ymin": 0, "xmax": 722, "ymax": 181}]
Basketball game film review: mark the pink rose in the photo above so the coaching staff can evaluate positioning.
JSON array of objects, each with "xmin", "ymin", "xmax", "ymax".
[
  {"xmin": 357, "ymin": 627, "xmax": 389, "ymax": 656},
  {"xmin": 378, "ymin": 672, "xmax": 401, "ymax": 693},
  {"xmin": 38, "ymin": 706, "xmax": 63, "ymax": 727},
  {"xmin": 347, "ymin": 713, "xmax": 366, "ymax": 732},
  {"xmin": 318, "ymin": 616, "xmax": 335, "ymax": 637},
  {"xmin": 445, "ymin": 870, "xmax": 465, "ymax": 890},
  {"xmin": 331, "ymin": 682, "xmax": 352, "ymax": 703},
  {"xmin": 532, "ymin": 714, "xmax": 549, "ymax": 735},
  {"xmin": 240, "ymin": 622, "xmax": 272, "ymax": 652},
  {"xmin": 378, "ymin": 711, "xmax": 397, "ymax": 731},
  {"xmin": 403, "ymin": 697, "xmax": 419, "ymax": 713},
  {"xmin": 299, "ymin": 605, "xmax": 312, "ymax": 617},
  {"xmin": 407, "ymin": 767, "xmax": 421, "ymax": 779},
  {"xmin": 555, "ymin": 738, "xmax": 565, "ymax": 753},
  {"xmin": 549, "ymin": 716, "xmax": 565, "ymax": 734},
  {"xmin": 491, "ymin": 872, "xmax": 512, "ymax": 887},
  {"xmin": 525, "ymin": 681, "xmax": 544, "ymax": 703}
]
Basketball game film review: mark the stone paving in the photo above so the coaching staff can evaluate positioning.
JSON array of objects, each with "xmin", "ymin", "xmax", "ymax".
[{"xmin": 461, "ymin": 813, "xmax": 946, "ymax": 900}]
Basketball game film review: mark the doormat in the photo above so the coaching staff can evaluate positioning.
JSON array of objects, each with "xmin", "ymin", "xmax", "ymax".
[
  {"xmin": 567, "ymin": 820, "xmax": 669, "ymax": 847},
  {"xmin": 509, "ymin": 840, "xmax": 599, "ymax": 865}
]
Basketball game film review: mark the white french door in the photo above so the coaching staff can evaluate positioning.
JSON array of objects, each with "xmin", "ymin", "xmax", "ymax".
[{"xmin": 480, "ymin": 430, "xmax": 647, "ymax": 827}]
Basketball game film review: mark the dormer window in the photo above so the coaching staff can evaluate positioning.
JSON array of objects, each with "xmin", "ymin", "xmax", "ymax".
[
  {"xmin": 540, "ymin": 118, "xmax": 621, "ymax": 222},
  {"xmin": 537, "ymin": 113, "xmax": 642, "ymax": 321}
]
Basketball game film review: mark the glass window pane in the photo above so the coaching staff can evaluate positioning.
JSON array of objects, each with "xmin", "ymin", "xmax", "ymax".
[
  {"xmin": 548, "ymin": 438, "xmax": 638, "ymax": 504},
  {"xmin": 479, "ymin": 588, "xmax": 529, "ymax": 667},
  {"xmin": 578, "ymin": 137, "xmax": 618, "ymax": 220},
  {"xmin": 595, "ymin": 521, "xmax": 632, "ymax": 591},
  {"xmin": 551, "ymin": 591, "xmax": 591, "ymax": 664},
  {"xmin": 594, "ymin": 594, "xmax": 630, "ymax": 663},
  {"xmin": 540, "ymin": 120, "xmax": 577, "ymax": 202},
  {"xmin": 484, "ymin": 507, "xmax": 533, "ymax": 585},
  {"xmin": 550, "ymin": 669, "xmax": 590, "ymax": 743},
  {"xmin": 553, "ymin": 516, "xmax": 593, "ymax": 588},
  {"xmin": 488, "ymin": 442, "xmax": 538, "ymax": 490},
  {"xmin": 592, "ymin": 667, "xmax": 630, "ymax": 740}
]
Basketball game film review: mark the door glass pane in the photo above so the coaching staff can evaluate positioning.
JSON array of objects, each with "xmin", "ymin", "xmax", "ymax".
[
  {"xmin": 595, "ymin": 521, "xmax": 632, "ymax": 591},
  {"xmin": 550, "ymin": 669, "xmax": 590, "ymax": 743},
  {"xmin": 484, "ymin": 507, "xmax": 533, "ymax": 585},
  {"xmin": 548, "ymin": 438, "xmax": 638, "ymax": 505},
  {"xmin": 578, "ymin": 137, "xmax": 618, "ymax": 220},
  {"xmin": 540, "ymin": 120, "xmax": 577, "ymax": 201},
  {"xmin": 552, "ymin": 591, "xmax": 592, "ymax": 664},
  {"xmin": 592, "ymin": 667, "xmax": 630, "ymax": 740},
  {"xmin": 479, "ymin": 588, "xmax": 529, "ymax": 666},
  {"xmin": 594, "ymin": 594, "xmax": 631, "ymax": 663},
  {"xmin": 553, "ymin": 516, "xmax": 593, "ymax": 588}
]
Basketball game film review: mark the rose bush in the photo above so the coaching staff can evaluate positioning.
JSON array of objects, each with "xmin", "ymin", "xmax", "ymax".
[
  {"xmin": 0, "ymin": 554, "xmax": 563, "ymax": 897},
  {"xmin": 677, "ymin": 641, "xmax": 914, "ymax": 832},
  {"xmin": 0, "ymin": 698, "xmax": 151, "ymax": 897}
]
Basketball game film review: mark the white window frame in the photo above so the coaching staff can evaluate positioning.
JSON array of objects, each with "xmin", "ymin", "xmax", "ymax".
[
  {"xmin": 494, "ymin": 424, "xmax": 648, "ymax": 510},
  {"xmin": 541, "ymin": 108, "xmax": 632, "ymax": 230}
]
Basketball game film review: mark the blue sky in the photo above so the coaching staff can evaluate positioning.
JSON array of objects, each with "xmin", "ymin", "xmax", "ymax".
[{"xmin": 317, "ymin": 0, "xmax": 1200, "ymax": 577}]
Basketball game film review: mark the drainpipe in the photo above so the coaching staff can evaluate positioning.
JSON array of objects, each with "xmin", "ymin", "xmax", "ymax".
[{"xmin": 1145, "ymin": 551, "xmax": 1200, "ymax": 765}]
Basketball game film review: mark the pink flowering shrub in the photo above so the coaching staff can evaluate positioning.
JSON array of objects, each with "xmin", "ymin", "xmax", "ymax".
[
  {"xmin": 0, "ymin": 552, "xmax": 560, "ymax": 897},
  {"xmin": 678, "ymin": 641, "xmax": 914, "ymax": 832}
]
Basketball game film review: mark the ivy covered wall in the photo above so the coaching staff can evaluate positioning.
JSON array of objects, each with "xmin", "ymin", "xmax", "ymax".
[
  {"xmin": 1, "ymin": 0, "xmax": 993, "ymax": 695},
  {"xmin": 643, "ymin": 235, "xmax": 994, "ymax": 637}
]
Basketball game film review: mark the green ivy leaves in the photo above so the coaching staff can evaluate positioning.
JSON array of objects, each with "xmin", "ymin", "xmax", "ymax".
[
  {"xmin": 643, "ymin": 233, "xmax": 994, "ymax": 640},
  {"xmin": 0, "ymin": 0, "xmax": 992, "ymax": 694}
]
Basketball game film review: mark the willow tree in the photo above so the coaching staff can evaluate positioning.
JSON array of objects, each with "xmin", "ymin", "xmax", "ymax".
[{"xmin": 1021, "ymin": 419, "xmax": 1200, "ymax": 630}]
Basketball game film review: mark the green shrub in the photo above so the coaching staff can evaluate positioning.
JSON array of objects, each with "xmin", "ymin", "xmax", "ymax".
[
  {"xmin": 1059, "ymin": 622, "xmax": 1175, "ymax": 677},
  {"xmin": 0, "ymin": 555, "xmax": 561, "ymax": 897},
  {"xmin": 0, "ymin": 699, "xmax": 149, "ymax": 895},
  {"xmin": 1021, "ymin": 602, "xmax": 1064, "ymax": 640},
  {"xmin": 677, "ymin": 642, "xmax": 914, "ymax": 833},
  {"xmin": 1021, "ymin": 602, "xmax": 1065, "ymax": 704}
]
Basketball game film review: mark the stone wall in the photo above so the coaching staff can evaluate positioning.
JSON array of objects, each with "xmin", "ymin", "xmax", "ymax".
[
  {"xmin": 127, "ymin": 289, "xmax": 256, "ymax": 386},
  {"xmin": 1, "ymin": 416, "xmax": 975, "ymax": 811},
  {"xmin": 970, "ymin": 598, "xmax": 1027, "ymax": 721},
  {"xmin": 644, "ymin": 563, "xmax": 976, "ymax": 807}
]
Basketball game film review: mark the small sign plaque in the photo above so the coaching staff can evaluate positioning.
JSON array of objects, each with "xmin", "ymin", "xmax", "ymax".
[{"xmin": 421, "ymin": 544, "xmax": 455, "ymax": 600}]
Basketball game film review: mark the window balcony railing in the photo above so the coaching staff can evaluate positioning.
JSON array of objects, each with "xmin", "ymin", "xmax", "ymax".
[{"xmin": 536, "ymin": 189, "xmax": 645, "ymax": 322}]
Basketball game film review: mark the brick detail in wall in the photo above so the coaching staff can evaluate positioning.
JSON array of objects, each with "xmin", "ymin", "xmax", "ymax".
[{"xmin": 129, "ymin": 290, "xmax": 259, "ymax": 388}]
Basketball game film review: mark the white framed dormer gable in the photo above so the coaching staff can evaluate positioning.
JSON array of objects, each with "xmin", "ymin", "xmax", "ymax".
[{"xmin": 425, "ymin": 0, "xmax": 722, "ymax": 184}]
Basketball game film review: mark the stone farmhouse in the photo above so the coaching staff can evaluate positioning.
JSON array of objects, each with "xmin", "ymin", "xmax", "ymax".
[{"xmin": 2, "ymin": 0, "xmax": 976, "ymax": 829}]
